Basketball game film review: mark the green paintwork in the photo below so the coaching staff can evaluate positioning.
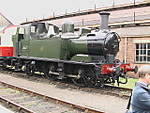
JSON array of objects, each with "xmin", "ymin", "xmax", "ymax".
[
  {"xmin": 12, "ymin": 25, "xmax": 90, "ymax": 61},
  {"xmin": 29, "ymin": 38, "xmax": 64, "ymax": 59},
  {"xmin": 71, "ymin": 55, "xmax": 92, "ymax": 62},
  {"xmin": 12, "ymin": 35, "xmax": 18, "ymax": 56},
  {"xmin": 69, "ymin": 39, "xmax": 88, "ymax": 57}
]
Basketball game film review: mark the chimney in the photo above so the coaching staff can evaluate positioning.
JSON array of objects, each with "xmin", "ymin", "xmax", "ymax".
[{"xmin": 99, "ymin": 12, "xmax": 110, "ymax": 30}]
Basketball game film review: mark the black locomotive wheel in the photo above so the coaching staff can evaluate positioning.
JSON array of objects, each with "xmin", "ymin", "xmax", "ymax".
[
  {"xmin": 72, "ymin": 76, "xmax": 87, "ymax": 87},
  {"xmin": 84, "ymin": 69, "xmax": 97, "ymax": 87},
  {"xmin": 43, "ymin": 67, "xmax": 50, "ymax": 79},
  {"xmin": 25, "ymin": 64, "xmax": 35, "ymax": 76},
  {"xmin": 72, "ymin": 68, "xmax": 97, "ymax": 87}
]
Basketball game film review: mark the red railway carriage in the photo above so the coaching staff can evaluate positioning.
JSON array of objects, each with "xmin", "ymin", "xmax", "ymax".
[{"xmin": 0, "ymin": 25, "xmax": 17, "ymax": 57}]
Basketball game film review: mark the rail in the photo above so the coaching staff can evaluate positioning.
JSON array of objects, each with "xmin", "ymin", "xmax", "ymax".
[{"xmin": 0, "ymin": 81, "xmax": 104, "ymax": 113}]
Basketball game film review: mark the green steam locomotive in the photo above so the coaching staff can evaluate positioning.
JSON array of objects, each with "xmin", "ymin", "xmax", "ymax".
[{"xmin": 1, "ymin": 12, "xmax": 137, "ymax": 87}]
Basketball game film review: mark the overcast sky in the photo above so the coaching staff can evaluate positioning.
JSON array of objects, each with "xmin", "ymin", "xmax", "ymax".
[{"xmin": 0, "ymin": 0, "xmax": 142, "ymax": 24}]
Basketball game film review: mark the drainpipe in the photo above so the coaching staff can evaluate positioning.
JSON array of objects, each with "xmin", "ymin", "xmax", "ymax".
[{"xmin": 124, "ymin": 37, "xmax": 127, "ymax": 63}]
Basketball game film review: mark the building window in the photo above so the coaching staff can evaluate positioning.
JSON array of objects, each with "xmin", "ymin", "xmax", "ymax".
[{"xmin": 135, "ymin": 43, "xmax": 150, "ymax": 63}]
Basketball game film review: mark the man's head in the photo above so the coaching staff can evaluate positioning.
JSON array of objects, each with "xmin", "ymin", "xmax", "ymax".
[{"xmin": 138, "ymin": 65, "xmax": 150, "ymax": 84}]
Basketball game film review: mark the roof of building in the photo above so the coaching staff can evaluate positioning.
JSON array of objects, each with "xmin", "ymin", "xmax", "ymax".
[
  {"xmin": 112, "ymin": 26, "xmax": 150, "ymax": 37},
  {"xmin": 0, "ymin": 13, "xmax": 13, "ymax": 33},
  {"xmin": 0, "ymin": 13, "xmax": 13, "ymax": 27},
  {"xmin": 21, "ymin": 1, "xmax": 150, "ymax": 28}
]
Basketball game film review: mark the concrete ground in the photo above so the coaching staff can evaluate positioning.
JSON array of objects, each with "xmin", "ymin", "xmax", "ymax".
[{"xmin": 0, "ymin": 73, "xmax": 129, "ymax": 113}]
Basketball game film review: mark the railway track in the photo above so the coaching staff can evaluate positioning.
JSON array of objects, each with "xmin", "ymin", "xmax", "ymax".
[
  {"xmin": 0, "ymin": 81, "xmax": 104, "ymax": 113},
  {"xmin": 1, "ymin": 69, "xmax": 132, "ymax": 99}
]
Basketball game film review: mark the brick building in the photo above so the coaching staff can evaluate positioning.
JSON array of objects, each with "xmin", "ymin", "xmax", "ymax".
[{"xmin": 113, "ymin": 26, "xmax": 150, "ymax": 66}]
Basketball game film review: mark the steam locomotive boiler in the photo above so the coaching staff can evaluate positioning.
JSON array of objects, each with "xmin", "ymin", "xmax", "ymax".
[{"xmin": 1, "ymin": 12, "xmax": 137, "ymax": 87}]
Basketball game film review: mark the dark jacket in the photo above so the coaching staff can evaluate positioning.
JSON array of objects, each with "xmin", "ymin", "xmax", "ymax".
[{"xmin": 128, "ymin": 82, "xmax": 150, "ymax": 113}]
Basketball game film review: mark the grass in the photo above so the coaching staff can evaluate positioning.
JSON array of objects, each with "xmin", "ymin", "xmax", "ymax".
[{"xmin": 118, "ymin": 78, "xmax": 138, "ymax": 89}]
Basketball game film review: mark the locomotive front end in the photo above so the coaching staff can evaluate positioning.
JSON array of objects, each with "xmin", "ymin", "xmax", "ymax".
[
  {"xmin": 69, "ymin": 12, "xmax": 120, "ymax": 63},
  {"xmin": 68, "ymin": 12, "xmax": 138, "ymax": 86}
]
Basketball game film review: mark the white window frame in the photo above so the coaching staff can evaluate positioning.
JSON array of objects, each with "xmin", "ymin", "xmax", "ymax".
[{"xmin": 135, "ymin": 43, "xmax": 150, "ymax": 63}]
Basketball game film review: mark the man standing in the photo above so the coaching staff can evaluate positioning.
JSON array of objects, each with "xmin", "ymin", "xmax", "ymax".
[{"xmin": 127, "ymin": 65, "xmax": 150, "ymax": 113}]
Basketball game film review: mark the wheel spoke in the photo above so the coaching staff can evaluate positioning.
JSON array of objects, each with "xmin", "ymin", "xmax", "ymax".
[
  {"xmin": 72, "ymin": 68, "xmax": 97, "ymax": 87},
  {"xmin": 72, "ymin": 77, "xmax": 87, "ymax": 87}
]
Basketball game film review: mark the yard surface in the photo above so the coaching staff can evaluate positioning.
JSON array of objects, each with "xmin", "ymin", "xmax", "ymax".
[{"xmin": 0, "ymin": 72, "xmax": 129, "ymax": 113}]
